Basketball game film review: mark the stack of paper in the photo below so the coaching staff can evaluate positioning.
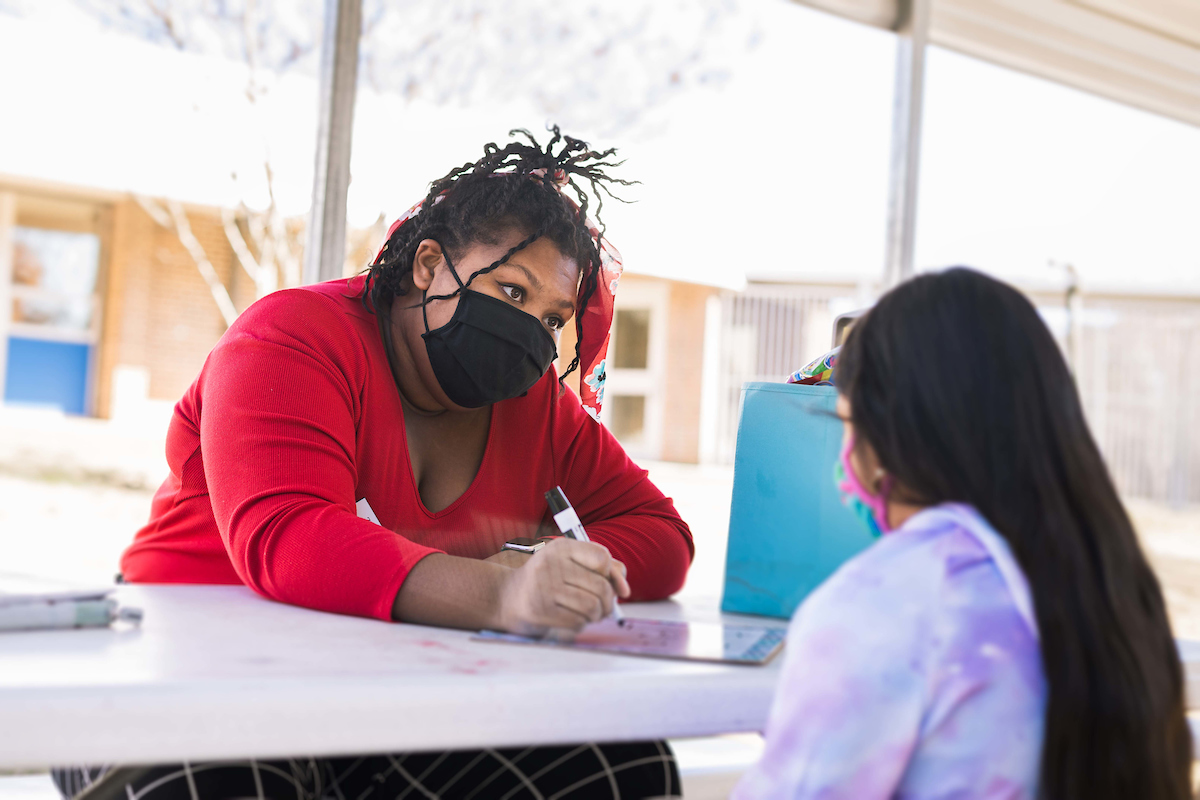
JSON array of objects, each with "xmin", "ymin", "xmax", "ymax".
[{"xmin": 0, "ymin": 573, "xmax": 142, "ymax": 632}]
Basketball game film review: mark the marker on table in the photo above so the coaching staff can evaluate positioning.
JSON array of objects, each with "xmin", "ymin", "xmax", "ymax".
[
  {"xmin": 544, "ymin": 486, "xmax": 626, "ymax": 626},
  {"xmin": 0, "ymin": 598, "xmax": 143, "ymax": 632}
]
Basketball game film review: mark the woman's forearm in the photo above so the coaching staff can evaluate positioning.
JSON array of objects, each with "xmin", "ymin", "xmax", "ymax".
[
  {"xmin": 391, "ymin": 553, "xmax": 509, "ymax": 629},
  {"xmin": 587, "ymin": 515, "xmax": 692, "ymax": 601}
]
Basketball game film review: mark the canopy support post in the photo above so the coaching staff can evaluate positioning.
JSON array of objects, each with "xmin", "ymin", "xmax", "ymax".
[
  {"xmin": 304, "ymin": 0, "xmax": 362, "ymax": 285},
  {"xmin": 882, "ymin": 0, "xmax": 931, "ymax": 288}
]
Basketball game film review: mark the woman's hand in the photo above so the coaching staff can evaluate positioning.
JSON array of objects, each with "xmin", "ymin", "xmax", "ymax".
[
  {"xmin": 495, "ymin": 537, "xmax": 630, "ymax": 637},
  {"xmin": 391, "ymin": 543, "xmax": 629, "ymax": 634}
]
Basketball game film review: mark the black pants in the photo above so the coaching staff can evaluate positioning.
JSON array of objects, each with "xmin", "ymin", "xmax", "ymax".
[{"xmin": 53, "ymin": 741, "xmax": 680, "ymax": 800}]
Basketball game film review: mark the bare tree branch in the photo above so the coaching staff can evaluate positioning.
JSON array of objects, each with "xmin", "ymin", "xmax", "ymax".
[
  {"xmin": 222, "ymin": 207, "xmax": 277, "ymax": 297},
  {"xmin": 142, "ymin": 0, "xmax": 187, "ymax": 49},
  {"xmin": 137, "ymin": 193, "xmax": 240, "ymax": 325},
  {"xmin": 133, "ymin": 194, "xmax": 172, "ymax": 228},
  {"xmin": 268, "ymin": 208, "xmax": 302, "ymax": 288},
  {"xmin": 72, "ymin": 0, "xmax": 755, "ymax": 137},
  {"xmin": 76, "ymin": 0, "xmax": 758, "ymax": 314},
  {"xmin": 164, "ymin": 199, "xmax": 239, "ymax": 327}
]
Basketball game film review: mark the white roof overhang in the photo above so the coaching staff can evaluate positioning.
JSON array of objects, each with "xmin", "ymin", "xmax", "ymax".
[{"xmin": 794, "ymin": 0, "xmax": 1200, "ymax": 128}]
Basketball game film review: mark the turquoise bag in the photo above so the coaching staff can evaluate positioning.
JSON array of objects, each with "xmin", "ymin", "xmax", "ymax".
[{"xmin": 721, "ymin": 382, "xmax": 876, "ymax": 619}]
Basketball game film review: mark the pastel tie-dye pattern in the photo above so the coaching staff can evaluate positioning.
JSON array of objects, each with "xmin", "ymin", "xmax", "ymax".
[{"xmin": 735, "ymin": 503, "xmax": 1046, "ymax": 800}]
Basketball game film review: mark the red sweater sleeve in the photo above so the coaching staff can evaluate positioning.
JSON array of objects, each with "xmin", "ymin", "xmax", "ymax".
[
  {"xmin": 199, "ymin": 290, "xmax": 442, "ymax": 620},
  {"xmin": 552, "ymin": 386, "xmax": 695, "ymax": 601}
]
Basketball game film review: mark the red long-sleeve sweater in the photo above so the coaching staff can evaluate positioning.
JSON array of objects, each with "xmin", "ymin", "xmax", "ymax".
[{"xmin": 120, "ymin": 277, "xmax": 694, "ymax": 621}]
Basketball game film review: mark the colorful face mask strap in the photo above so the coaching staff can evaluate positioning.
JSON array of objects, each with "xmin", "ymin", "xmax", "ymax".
[{"xmin": 836, "ymin": 433, "xmax": 894, "ymax": 536}]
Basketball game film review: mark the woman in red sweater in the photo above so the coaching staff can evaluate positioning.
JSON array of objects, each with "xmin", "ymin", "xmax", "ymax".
[{"xmin": 77, "ymin": 130, "xmax": 693, "ymax": 799}]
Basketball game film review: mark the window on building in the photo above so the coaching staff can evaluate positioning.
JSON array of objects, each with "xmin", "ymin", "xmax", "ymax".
[
  {"xmin": 3, "ymin": 212, "xmax": 104, "ymax": 416},
  {"xmin": 610, "ymin": 394, "xmax": 647, "ymax": 443},
  {"xmin": 612, "ymin": 309, "xmax": 650, "ymax": 370},
  {"xmin": 11, "ymin": 228, "xmax": 100, "ymax": 332},
  {"xmin": 605, "ymin": 281, "xmax": 668, "ymax": 459}
]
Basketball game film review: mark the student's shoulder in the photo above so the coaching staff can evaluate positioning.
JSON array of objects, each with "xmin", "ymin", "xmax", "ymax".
[{"xmin": 802, "ymin": 512, "xmax": 989, "ymax": 625}]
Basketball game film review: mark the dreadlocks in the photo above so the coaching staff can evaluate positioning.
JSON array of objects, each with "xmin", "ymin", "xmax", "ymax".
[{"xmin": 365, "ymin": 126, "xmax": 634, "ymax": 386}]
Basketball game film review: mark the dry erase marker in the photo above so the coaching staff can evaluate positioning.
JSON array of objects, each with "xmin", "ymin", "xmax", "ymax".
[{"xmin": 544, "ymin": 486, "xmax": 626, "ymax": 626}]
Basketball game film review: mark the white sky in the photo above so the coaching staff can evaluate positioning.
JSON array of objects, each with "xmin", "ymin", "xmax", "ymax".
[
  {"xmin": 916, "ymin": 46, "xmax": 1200, "ymax": 294},
  {"xmin": 0, "ymin": 0, "xmax": 1196, "ymax": 293}
]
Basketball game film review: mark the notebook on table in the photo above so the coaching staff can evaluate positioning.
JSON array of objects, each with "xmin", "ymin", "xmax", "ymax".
[
  {"xmin": 0, "ymin": 573, "xmax": 139, "ymax": 632},
  {"xmin": 474, "ymin": 617, "xmax": 786, "ymax": 665},
  {"xmin": 0, "ymin": 573, "xmax": 114, "ymax": 606}
]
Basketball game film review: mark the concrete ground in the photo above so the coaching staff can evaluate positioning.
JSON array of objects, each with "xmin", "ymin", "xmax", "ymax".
[
  {"xmin": 2, "ymin": 447, "xmax": 1196, "ymax": 638},
  {"xmin": 1, "ymin": 409, "xmax": 1197, "ymax": 797}
]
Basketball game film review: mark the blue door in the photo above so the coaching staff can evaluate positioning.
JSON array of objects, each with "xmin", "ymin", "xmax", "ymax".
[{"xmin": 4, "ymin": 337, "xmax": 92, "ymax": 415}]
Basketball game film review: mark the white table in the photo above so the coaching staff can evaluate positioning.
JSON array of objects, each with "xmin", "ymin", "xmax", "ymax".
[
  {"xmin": 0, "ymin": 586, "xmax": 787, "ymax": 769},
  {"xmin": 2, "ymin": 587, "xmax": 1197, "ymax": 770},
  {"xmin": 1182, "ymin": 639, "xmax": 1200, "ymax": 760}
]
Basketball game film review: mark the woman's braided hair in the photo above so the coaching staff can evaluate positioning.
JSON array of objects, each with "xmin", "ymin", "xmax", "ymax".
[{"xmin": 364, "ymin": 126, "xmax": 633, "ymax": 386}]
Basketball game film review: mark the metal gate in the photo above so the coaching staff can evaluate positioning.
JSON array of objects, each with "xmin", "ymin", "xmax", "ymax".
[
  {"xmin": 1076, "ymin": 302, "xmax": 1200, "ymax": 506},
  {"xmin": 707, "ymin": 283, "xmax": 1200, "ymax": 506},
  {"xmin": 704, "ymin": 283, "xmax": 863, "ymax": 464}
]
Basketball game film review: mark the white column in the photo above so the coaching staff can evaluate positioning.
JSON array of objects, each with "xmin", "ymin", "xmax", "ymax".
[
  {"xmin": 304, "ymin": 0, "xmax": 362, "ymax": 285},
  {"xmin": 698, "ymin": 293, "xmax": 724, "ymax": 464},
  {"xmin": 882, "ymin": 0, "xmax": 931, "ymax": 288},
  {"xmin": 0, "ymin": 192, "xmax": 15, "ymax": 401}
]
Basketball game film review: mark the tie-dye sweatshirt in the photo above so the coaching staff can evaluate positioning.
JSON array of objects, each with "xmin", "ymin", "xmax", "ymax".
[{"xmin": 734, "ymin": 503, "xmax": 1046, "ymax": 799}]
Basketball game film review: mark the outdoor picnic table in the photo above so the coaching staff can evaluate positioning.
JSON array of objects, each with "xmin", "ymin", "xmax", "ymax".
[
  {"xmin": 0, "ymin": 585, "xmax": 788, "ymax": 769},
  {"xmin": 1182, "ymin": 639, "xmax": 1200, "ymax": 756}
]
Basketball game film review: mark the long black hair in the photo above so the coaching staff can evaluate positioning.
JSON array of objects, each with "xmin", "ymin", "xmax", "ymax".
[
  {"xmin": 364, "ymin": 126, "xmax": 633, "ymax": 384},
  {"xmin": 837, "ymin": 267, "xmax": 1192, "ymax": 800}
]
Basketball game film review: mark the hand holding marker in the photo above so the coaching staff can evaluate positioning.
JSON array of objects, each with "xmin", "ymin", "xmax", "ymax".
[{"xmin": 544, "ymin": 486, "xmax": 627, "ymax": 626}]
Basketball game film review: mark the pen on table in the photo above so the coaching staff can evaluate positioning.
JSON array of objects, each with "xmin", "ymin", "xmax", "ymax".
[{"xmin": 544, "ymin": 485, "xmax": 626, "ymax": 626}]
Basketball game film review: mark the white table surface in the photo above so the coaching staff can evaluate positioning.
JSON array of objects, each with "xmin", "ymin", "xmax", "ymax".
[
  {"xmin": 2, "ymin": 587, "xmax": 1196, "ymax": 770},
  {"xmin": 1181, "ymin": 639, "xmax": 1200, "ymax": 710},
  {"xmin": 0, "ymin": 585, "xmax": 788, "ymax": 769}
]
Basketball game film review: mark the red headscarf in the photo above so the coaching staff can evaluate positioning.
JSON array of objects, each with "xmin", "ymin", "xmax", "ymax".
[{"xmin": 373, "ymin": 174, "xmax": 622, "ymax": 423}]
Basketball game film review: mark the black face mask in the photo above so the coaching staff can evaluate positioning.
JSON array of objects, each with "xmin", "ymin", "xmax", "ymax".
[{"xmin": 421, "ymin": 250, "xmax": 558, "ymax": 409}]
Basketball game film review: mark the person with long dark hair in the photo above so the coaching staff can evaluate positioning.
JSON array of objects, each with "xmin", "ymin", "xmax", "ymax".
[
  {"xmin": 736, "ymin": 268, "xmax": 1192, "ymax": 799},
  {"xmin": 58, "ymin": 129, "xmax": 691, "ymax": 799}
]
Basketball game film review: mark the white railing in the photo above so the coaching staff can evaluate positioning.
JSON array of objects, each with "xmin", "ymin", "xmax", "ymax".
[
  {"xmin": 1073, "ymin": 299, "xmax": 1200, "ymax": 506},
  {"xmin": 704, "ymin": 284, "xmax": 863, "ymax": 464},
  {"xmin": 707, "ymin": 283, "xmax": 1200, "ymax": 506}
]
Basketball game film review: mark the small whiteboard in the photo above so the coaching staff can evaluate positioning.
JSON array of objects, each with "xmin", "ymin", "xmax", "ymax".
[{"xmin": 475, "ymin": 617, "xmax": 785, "ymax": 665}]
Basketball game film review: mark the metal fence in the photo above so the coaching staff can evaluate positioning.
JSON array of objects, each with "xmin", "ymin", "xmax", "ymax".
[
  {"xmin": 1073, "ymin": 298, "xmax": 1200, "ymax": 506},
  {"xmin": 708, "ymin": 284, "xmax": 1200, "ymax": 506},
  {"xmin": 705, "ymin": 284, "xmax": 862, "ymax": 464}
]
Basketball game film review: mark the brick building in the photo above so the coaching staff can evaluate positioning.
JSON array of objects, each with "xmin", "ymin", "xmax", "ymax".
[
  {"xmin": 0, "ymin": 175, "xmax": 719, "ymax": 463},
  {"xmin": 0, "ymin": 179, "xmax": 256, "ymax": 422}
]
